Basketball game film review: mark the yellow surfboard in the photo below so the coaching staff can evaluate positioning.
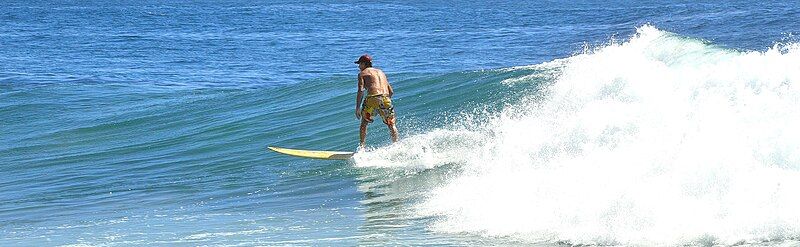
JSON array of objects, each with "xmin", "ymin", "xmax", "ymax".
[{"xmin": 267, "ymin": 146, "xmax": 354, "ymax": 160}]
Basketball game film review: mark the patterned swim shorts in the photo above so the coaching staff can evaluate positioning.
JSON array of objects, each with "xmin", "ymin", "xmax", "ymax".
[{"xmin": 361, "ymin": 94, "xmax": 395, "ymax": 125}]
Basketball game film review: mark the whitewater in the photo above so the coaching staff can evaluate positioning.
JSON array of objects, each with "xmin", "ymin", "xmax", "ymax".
[{"xmin": 354, "ymin": 26, "xmax": 800, "ymax": 246}]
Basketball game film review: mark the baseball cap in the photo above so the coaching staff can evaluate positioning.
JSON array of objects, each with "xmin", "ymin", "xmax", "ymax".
[{"xmin": 354, "ymin": 54, "xmax": 372, "ymax": 64}]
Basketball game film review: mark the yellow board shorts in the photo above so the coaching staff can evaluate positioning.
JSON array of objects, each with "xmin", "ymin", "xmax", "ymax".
[{"xmin": 361, "ymin": 94, "xmax": 395, "ymax": 125}]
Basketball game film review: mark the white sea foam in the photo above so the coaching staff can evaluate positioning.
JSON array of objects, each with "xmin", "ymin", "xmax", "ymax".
[
  {"xmin": 354, "ymin": 25, "xmax": 800, "ymax": 245},
  {"xmin": 352, "ymin": 128, "xmax": 488, "ymax": 169}
]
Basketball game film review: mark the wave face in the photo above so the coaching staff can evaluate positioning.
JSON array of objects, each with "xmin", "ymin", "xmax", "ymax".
[{"xmin": 355, "ymin": 26, "xmax": 800, "ymax": 246}]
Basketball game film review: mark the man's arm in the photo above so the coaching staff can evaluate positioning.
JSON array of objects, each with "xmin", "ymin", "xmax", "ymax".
[
  {"xmin": 382, "ymin": 71, "xmax": 394, "ymax": 98},
  {"xmin": 355, "ymin": 74, "xmax": 364, "ymax": 119},
  {"xmin": 387, "ymin": 82, "xmax": 394, "ymax": 98}
]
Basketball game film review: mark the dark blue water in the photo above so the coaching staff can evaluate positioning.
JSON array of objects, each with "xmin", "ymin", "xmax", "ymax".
[
  {"xmin": 2, "ymin": 1, "xmax": 800, "ymax": 246},
  {"xmin": 3, "ymin": 1, "xmax": 796, "ymax": 86}
]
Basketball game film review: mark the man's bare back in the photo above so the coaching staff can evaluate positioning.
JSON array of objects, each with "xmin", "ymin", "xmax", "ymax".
[{"xmin": 359, "ymin": 68, "xmax": 393, "ymax": 96}]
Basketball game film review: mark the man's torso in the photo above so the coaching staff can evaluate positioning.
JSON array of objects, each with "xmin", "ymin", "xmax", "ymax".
[{"xmin": 360, "ymin": 68, "xmax": 390, "ymax": 96}]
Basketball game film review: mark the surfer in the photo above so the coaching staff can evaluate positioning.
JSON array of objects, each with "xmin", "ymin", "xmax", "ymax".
[{"xmin": 354, "ymin": 54, "xmax": 399, "ymax": 148}]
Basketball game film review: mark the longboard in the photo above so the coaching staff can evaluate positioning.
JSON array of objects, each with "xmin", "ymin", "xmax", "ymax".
[{"xmin": 267, "ymin": 146, "xmax": 354, "ymax": 160}]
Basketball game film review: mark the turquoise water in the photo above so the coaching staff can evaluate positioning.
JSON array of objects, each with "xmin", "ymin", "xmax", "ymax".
[{"xmin": 3, "ymin": 1, "xmax": 800, "ymax": 246}]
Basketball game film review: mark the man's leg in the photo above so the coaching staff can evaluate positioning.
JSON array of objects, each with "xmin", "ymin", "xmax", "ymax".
[
  {"xmin": 359, "ymin": 119, "xmax": 369, "ymax": 148},
  {"xmin": 385, "ymin": 117, "xmax": 398, "ymax": 143}
]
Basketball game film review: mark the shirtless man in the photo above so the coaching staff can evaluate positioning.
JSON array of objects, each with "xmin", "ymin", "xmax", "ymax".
[{"xmin": 354, "ymin": 54, "xmax": 399, "ymax": 148}]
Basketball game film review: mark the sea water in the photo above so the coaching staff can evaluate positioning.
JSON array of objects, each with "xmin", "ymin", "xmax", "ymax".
[{"xmin": 2, "ymin": 1, "xmax": 800, "ymax": 246}]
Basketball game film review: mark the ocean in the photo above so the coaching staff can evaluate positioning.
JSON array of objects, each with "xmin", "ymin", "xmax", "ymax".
[{"xmin": 2, "ymin": 0, "xmax": 800, "ymax": 246}]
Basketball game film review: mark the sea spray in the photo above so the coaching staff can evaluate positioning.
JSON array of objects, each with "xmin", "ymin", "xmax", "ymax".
[{"xmin": 357, "ymin": 25, "xmax": 800, "ymax": 245}]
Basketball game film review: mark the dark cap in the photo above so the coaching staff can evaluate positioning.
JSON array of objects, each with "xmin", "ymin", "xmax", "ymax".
[{"xmin": 354, "ymin": 54, "xmax": 372, "ymax": 64}]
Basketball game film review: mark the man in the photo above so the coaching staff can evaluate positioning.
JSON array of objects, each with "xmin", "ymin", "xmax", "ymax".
[{"xmin": 354, "ymin": 54, "xmax": 399, "ymax": 148}]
